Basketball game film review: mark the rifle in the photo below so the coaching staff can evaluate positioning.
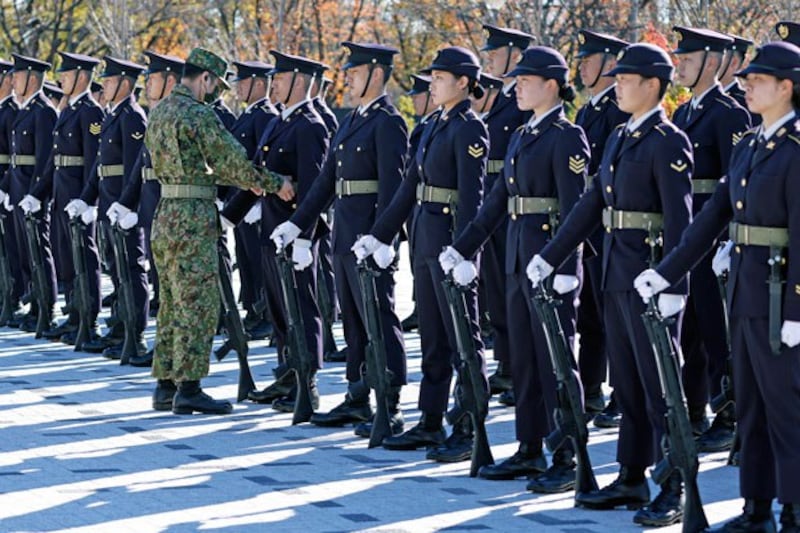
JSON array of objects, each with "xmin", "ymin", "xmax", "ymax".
[
  {"xmin": 356, "ymin": 261, "xmax": 394, "ymax": 448},
  {"xmin": 214, "ymin": 242, "xmax": 256, "ymax": 402},
  {"xmin": 275, "ymin": 249, "xmax": 315, "ymax": 424},
  {"xmin": 96, "ymin": 217, "xmax": 111, "ymax": 273},
  {"xmin": 642, "ymin": 298, "xmax": 709, "ymax": 533},
  {"xmin": 109, "ymin": 224, "xmax": 139, "ymax": 365},
  {"xmin": 711, "ymin": 270, "xmax": 739, "ymax": 465},
  {"xmin": 68, "ymin": 218, "xmax": 93, "ymax": 350},
  {"xmin": 532, "ymin": 282, "xmax": 599, "ymax": 499},
  {"xmin": 23, "ymin": 212, "xmax": 52, "ymax": 338},
  {"xmin": 768, "ymin": 246, "xmax": 785, "ymax": 356},
  {"xmin": 0, "ymin": 212, "xmax": 15, "ymax": 325},
  {"xmin": 317, "ymin": 258, "xmax": 337, "ymax": 356},
  {"xmin": 440, "ymin": 274, "xmax": 494, "ymax": 477}
]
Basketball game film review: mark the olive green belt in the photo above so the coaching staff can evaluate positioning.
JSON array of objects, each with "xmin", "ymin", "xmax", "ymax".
[
  {"xmin": 54, "ymin": 154, "xmax": 85, "ymax": 167},
  {"xmin": 0, "ymin": 154, "xmax": 9, "ymax": 165},
  {"xmin": 160, "ymin": 184, "xmax": 216, "ymax": 200},
  {"xmin": 97, "ymin": 164, "xmax": 124, "ymax": 179},
  {"xmin": 487, "ymin": 159, "xmax": 504, "ymax": 174},
  {"xmin": 602, "ymin": 208, "xmax": 663, "ymax": 231},
  {"xmin": 692, "ymin": 179, "xmax": 719, "ymax": 195},
  {"xmin": 416, "ymin": 183, "xmax": 457, "ymax": 205},
  {"xmin": 11, "ymin": 154, "xmax": 36, "ymax": 167},
  {"xmin": 507, "ymin": 196, "xmax": 558, "ymax": 217},
  {"xmin": 335, "ymin": 179, "xmax": 378, "ymax": 197},
  {"xmin": 142, "ymin": 168, "xmax": 157, "ymax": 181},
  {"xmin": 729, "ymin": 222, "xmax": 789, "ymax": 248}
]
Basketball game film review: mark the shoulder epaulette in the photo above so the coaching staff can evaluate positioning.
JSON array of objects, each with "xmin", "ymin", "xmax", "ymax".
[
  {"xmin": 515, "ymin": 124, "xmax": 525, "ymax": 133},
  {"xmin": 654, "ymin": 125, "xmax": 667, "ymax": 137},
  {"xmin": 614, "ymin": 123, "xmax": 626, "ymax": 132},
  {"xmin": 788, "ymin": 135, "xmax": 800, "ymax": 146},
  {"xmin": 552, "ymin": 121, "xmax": 564, "ymax": 130},
  {"xmin": 714, "ymin": 97, "xmax": 732, "ymax": 109}
]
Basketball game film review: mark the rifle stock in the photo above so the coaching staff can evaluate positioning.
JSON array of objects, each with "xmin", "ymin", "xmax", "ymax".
[
  {"xmin": 109, "ymin": 224, "xmax": 139, "ymax": 365},
  {"xmin": 23, "ymin": 213, "xmax": 51, "ymax": 338},
  {"xmin": 68, "ymin": 218, "xmax": 93, "ymax": 350}
]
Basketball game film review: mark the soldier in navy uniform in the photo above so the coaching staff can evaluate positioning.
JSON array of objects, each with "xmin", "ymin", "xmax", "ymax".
[
  {"xmin": 312, "ymin": 71, "xmax": 338, "ymax": 133},
  {"xmin": 479, "ymin": 24, "xmax": 535, "ymax": 404},
  {"xmin": 528, "ymin": 44, "xmax": 693, "ymax": 526},
  {"xmin": 471, "ymin": 73, "xmax": 502, "ymax": 117},
  {"xmin": 223, "ymin": 51, "xmax": 328, "ymax": 413},
  {"xmin": 8, "ymin": 54, "xmax": 58, "ymax": 332},
  {"xmin": 23, "ymin": 52, "xmax": 104, "ymax": 345},
  {"xmin": 573, "ymin": 29, "xmax": 630, "ymax": 426},
  {"xmin": 67, "ymin": 57, "xmax": 149, "ymax": 361},
  {"xmin": 440, "ymin": 46, "xmax": 589, "ymax": 491},
  {"xmin": 271, "ymin": 42, "xmax": 409, "ymax": 438},
  {"xmin": 719, "ymin": 35, "xmax": 755, "ymax": 117},
  {"xmin": 43, "ymin": 82, "xmax": 65, "ymax": 110},
  {"xmin": 635, "ymin": 41, "xmax": 800, "ymax": 533},
  {"xmin": 670, "ymin": 27, "xmax": 751, "ymax": 451},
  {"xmin": 0, "ymin": 58, "xmax": 24, "ymax": 324},
  {"xmin": 116, "ymin": 52, "xmax": 184, "ymax": 338},
  {"xmin": 353, "ymin": 46, "xmax": 489, "ymax": 457}
]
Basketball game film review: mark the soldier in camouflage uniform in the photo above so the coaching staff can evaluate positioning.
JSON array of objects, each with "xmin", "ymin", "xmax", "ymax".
[{"xmin": 145, "ymin": 48, "xmax": 292, "ymax": 415}]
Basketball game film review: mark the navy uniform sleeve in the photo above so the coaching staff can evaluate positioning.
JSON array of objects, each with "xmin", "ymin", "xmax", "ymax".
[
  {"xmin": 294, "ymin": 120, "xmax": 329, "ymax": 240},
  {"xmin": 121, "ymin": 111, "xmax": 146, "ymax": 193},
  {"xmin": 291, "ymin": 141, "xmax": 337, "ymax": 231},
  {"xmin": 118, "ymin": 150, "xmax": 144, "ymax": 210},
  {"xmin": 552, "ymin": 125, "xmax": 591, "ymax": 276},
  {"xmin": 371, "ymin": 158, "xmax": 420, "ymax": 245},
  {"xmin": 452, "ymin": 169, "xmax": 508, "ymax": 259},
  {"xmin": 80, "ymin": 158, "xmax": 100, "ymax": 205},
  {"xmin": 221, "ymin": 188, "xmax": 259, "ymax": 225},
  {"xmin": 453, "ymin": 118, "xmax": 489, "ymax": 237},
  {"xmin": 81, "ymin": 104, "xmax": 104, "ymax": 191},
  {"xmin": 653, "ymin": 129, "xmax": 693, "ymax": 295},
  {"xmin": 31, "ymin": 105, "xmax": 56, "ymax": 192},
  {"xmin": 30, "ymin": 152, "xmax": 55, "ymax": 200},
  {"xmin": 375, "ymin": 114, "xmax": 409, "ymax": 215},
  {"xmin": 540, "ymin": 179, "xmax": 604, "ymax": 269},
  {"xmin": 716, "ymin": 105, "xmax": 751, "ymax": 175}
]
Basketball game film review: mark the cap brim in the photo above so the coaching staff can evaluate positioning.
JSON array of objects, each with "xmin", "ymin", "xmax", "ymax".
[
  {"xmin": 480, "ymin": 44, "xmax": 498, "ymax": 52},
  {"xmin": 604, "ymin": 64, "xmax": 639, "ymax": 77}
]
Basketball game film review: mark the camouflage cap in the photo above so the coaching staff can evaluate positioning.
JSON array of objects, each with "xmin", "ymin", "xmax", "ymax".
[{"xmin": 186, "ymin": 47, "xmax": 230, "ymax": 89}]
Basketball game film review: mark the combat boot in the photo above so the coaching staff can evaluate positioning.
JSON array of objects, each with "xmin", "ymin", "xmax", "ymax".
[
  {"xmin": 354, "ymin": 386, "xmax": 404, "ymax": 438},
  {"xmin": 633, "ymin": 471, "xmax": 683, "ymax": 526},
  {"xmin": 689, "ymin": 404, "xmax": 710, "ymax": 437},
  {"xmin": 382, "ymin": 412, "xmax": 446, "ymax": 450},
  {"xmin": 248, "ymin": 365, "xmax": 294, "ymax": 403},
  {"xmin": 781, "ymin": 503, "xmax": 800, "ymax": 533},
  {"xmin": 42, "ymin": 314, "xmax": 78, "ymax": 340},
  {"xmin": 271, "ymin": 374, "xmax": 320, "ymax": 413},
  {"xmin": 324, "ymin": 346, "xmax": 348, "ymax": 363},
  {"xmin": 83, "ymin": 321, "xmax": 124, "ymax": 353},
  {"xmin": 172, "ymin": 380, "xmax": 233, "ymax": 415},
  {"xmin": 103, "ymin": 332, "xmax": 147, "ymax": 361},
  {"xmin": 527, "ymin": 447, "xmax": 577, "ymax": 493},
  {"xmin": 584, "ymin": 385, "xmax": 606, "ymax": 417},
  {"xmin": 575, "ymin": 465, "xmax": 650, "ymax": 509},
  {"xmin": 697, "ymin": 404, "xmax": 736, "ymax": 453},
  {"xmin": 129, "ymin": 349, "xmax": 154, "ymax": 368},
  {"xmin": 310, "ymin": 380, "xmax": 372, "ymax": 427},
  {"xmin": 66, "ymin": 321, "xmax": 101, "ymax": 348},
  {"xmin": 152, "ymin": 379, "xmax": 177, "ymax": 411},
  {"xmin": 400, "ymin": 306, "xmax": 418, "ymax": 332},
  {"xmin": 426, "ymin": 415, "xmax": 473, "ymax": 463},
  {"xmin": 488, "ymin": 361, "xmax": 512, "ymax": 395},
  {"xmin": 709, "ymin": 500, "xmax": 776, "ymax": 533},
  {"xmin": 478, "ymin": 441, "xmax": 547, "ymax": 480},
  {"xmin": 593, "ymin": 392, "xmax": 622, "ymax": 428}
]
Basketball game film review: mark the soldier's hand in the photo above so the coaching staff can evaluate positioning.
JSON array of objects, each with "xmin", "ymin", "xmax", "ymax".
[
  {"xmin": 526, "ymin": 254, "xmax": 554, "ymax": 287},
  {"xmin": 633, "ymin": 268, "xmax": 670, "ymax": 302},
  {"xmin": 81, "ymin": 206, "xmax": 98, "ymax": 225},
  {"xmin": 452, "ymin": 260, "xmax": 478, "ymax": 286},
  {"xmin": 438, "ymin": 246, "xmax": 464, "ymax": 274},
  {"xmin": 0, "ymin": 190, "xmax": 6, "ymax": 206},
  {"xmin": 106, "ymin": 202, "xmax": 130, "ymax": 225},
  {"xmin": 119, "ymin": 212, "xmax": 138, "ymax": 230},
  {"xmin": 657, "ymin": 294, "xmax": 685, "ymax": 318},
  {"xmin": 373, "ymin": 243, "xmax": 396, "ymax": 269},
  {"xmin": 65, "ymin": 199, "xmax": 89, "ymax": 219},
  {"xmin": 244, "ymin": 203, "xmax": 262, "ymax": 225},
  {"xmin": 19, "ymin": 194, "xmax": 41, "ymax": 214},
  {"xmin": 271, "ymin": 221, "xmax": 302, "ymax": 251},
  {"xmin": 352, "ymin": 234, "xmax": 382, "ymax": 263},
  {"xmin": 277, "ymin": 178, "xmax": 295, "ymax": 202},
  {"xmin": 291, "ymin": 239, "xmax": 314, "ymax": 271},
  {"xmin": 219, "ymin": 215, "xmax": 235, "ymax": 231},
  {"xmin": 781, "ymin": 320, "xmax": 800, "ymax": 348},
  {"xmin": 712, "ymin": 240, "xmax": 733, "ymax": 277},
  {"xmin": 1, "ymin": 194, "xmax": 10, "ymax": 212},
  {"xmin": 553, "ymin": 274, "xmax": 579, "ymax": 295}
]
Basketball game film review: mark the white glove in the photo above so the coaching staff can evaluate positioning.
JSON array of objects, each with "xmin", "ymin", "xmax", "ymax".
[
  {"xmin": 0, "ymin": 190, "xmax": 6, "ymax": 205},
  {"xmin": 2, "ymin": 194, "xmax": 11, "ymax": 212},
  {"xmin": 352, "ymin": 234, "xmax": 382, "ymax": 263},
  {"xmin": 657, "ymin": 293, "xmax": 686, "ymax": 318},
  {"xmin": 244, "ymin": 203, "xmax": 262, "ymax": 225},
  {"xmin": 106, "ymin": 202, "xmax": 130, "ymax": 225},
  {"xmin": 81, "ymin": 206, "xmax": 98, "ymax": 225},
  {"xmin": 712, "ymin": 240, "xmax": 733, "ymax": 277},
  {"xmin": 65, "ymin": 199, "xmax": 89, "ymax": 219},
  {"xmin": 553, "ymin": 274, "xmax": 579, "ymax": 295},
  {"xmin": 452, "ymin": 260, "xmax": 478, "ymax": 286},
  {"xmin": 119, "ymin": 212, "xmax": 138, "ymax": 230},
  {"xmin": 215, "ymin": 199, "xmax": 224, "ymax": 211},
  {"xmin": 19, "ymin": 194, "xmax": 41, "ymax": 214},
  {"xmin": 781, "ymin": 320, "xmax": 800, "ymax": 348},
  {"xmin": 526, "ymin": 255, "xmax": 554, "ymax": 287},
  {"xmin": 271, "ymin": 221, "xmax": 302, "ymax": 251},
  {"xmin": 291, "ymin": 238, "xmax": 313, "ymax": 271},
  {"xmin": 373, "ymin": 243, "xmax": 396, "ymax": 269},
  {"xmin": 220, "ymin": 215, "xmax": 235, "ymax": 231},
  {"xmin": 438, "ymin": 246, "xmax": 464, "ymax": 274},
  {"xmin": 633, "ymin": 268, "xmax": 670, "ymax": 301}
]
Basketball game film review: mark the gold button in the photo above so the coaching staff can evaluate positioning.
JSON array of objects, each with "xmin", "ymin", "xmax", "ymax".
[
  {"xmin": 508, "ymin": 177, "xmax": 514, "ymax": 184},
  {"xmin": 339, "ymin": 144, "xmax": 343, "ymax": 149},
  {"xmin": 740, "ymin": 179, "xmax": 747, "ymax": 187},
  {"xmin": 694, "ymin": 142, "xmax": 699, "ymax": 148},
  {"xmin": 504, "ymin": 126, "xmax": 509, "ymax": 131},
  {"xmin": 292, "ymin": 203, "xmax": 297, "ymax": 209},
  {"xmin": 610, "ymin": 165, "xmax": 615, "ymax": 172},
  {"xmin": 357, "ymin": 147, "xmax": 362, "ymax": 152},
  {"xmin": 263, "ymin": 146, "xmax": 269, "ymax": 151},
  {"xmin": 511, "ymin": 214, "xmax": 517, "ymax": 221},
  {"xmin": 736, "ymin": 200, "xmax": 743, "ymax": 210},
  {"xmin": 605, "ymin": 185, "xmax": 612, "ymax": 193},
  {"xmin": 735, "ymin": 246, "xmax": 741, "ymax": 254},
  {"xmin": 338, "ymin": 161, "xmax": 342, "ymax": 167},
  {"xmin": 542, "ymin": 223, "xmax": 550, "ymax": 231},
  {"xmin": 443, "ymin": 206, "xmax": 450, "ymax": 214},
  {"xmin": 606, "ymin": 227, "xmax": 611, "ymax": 233}
]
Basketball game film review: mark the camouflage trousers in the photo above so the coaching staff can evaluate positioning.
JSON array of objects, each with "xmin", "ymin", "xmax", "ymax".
[{"xmin": 150, "ymin": 199, "xmax": 220, "ymax": 382}]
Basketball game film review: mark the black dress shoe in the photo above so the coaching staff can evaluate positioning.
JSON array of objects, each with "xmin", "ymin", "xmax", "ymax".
[
  {"xmin": 248, "ymin": 372, "xmax": 294, "ymax": 403},
  {"xmin": 82, "ymin": 331, "xmax": 123, "ymax": 353},
  {"xmin": 172, "ymin": 380, "xmax": 232, "ymax": 415},
  {"xmin": 101, "ymin": 292, "xmax": 116, "ymax": 308},
  {"xmin": 527, "ymin": 449, "xmax": 576, "ymax": 493},
  {"xmin": 689, "ymin": 405, "xmax": 710, "ymax": 437},
  {"xmin": 354, "ymin": 414, "xmax": 405, "ymax": 438},
  {"xmin": 103, "ymin": 338, "xmax": 147, "ymax": 361},
  {"xmin": 498, "ymin": 389, "xmax": 515, "ymax": 406},
  {"xmin": 271, "ymin": 392, "xmax": 321, "ymax": 413},
  {"xmin": 129, "ymin": 350, "xmax": 154, "ymax": 367},
  {"xmin": 575, "ymin": 467, "xmax": 650, "ymax": 510},
  {"xmin": 324, "ymin": 346, "xmax": 347, "ymax": 363},
  {"xmin": 382, "ymin": 416, "xmax": 446, "ymax": 451},
  {"xmin": 426, "ymin": 426, "xmax": 473, "ymax": 463},
  {"xmin": 478, "ymin": 445, "xmax": 547, "ymax": 480},
  {"xmin": 400, "ymin": 308, "xmax": 418, "ymax": 332},
  {"xmin": 709, "ymin": 512, "xmax": 776, "ymax": 533},
  {"xmin": 6, "ymin": 313, "xmax": 25, "ymax": 328},
  {"xmin": 148, "ymin": 301, "xmax": 159, "ymax": 319},
  {"xmin": 697, "ymin": 407, "xmax": 736, "ymax": 453},
  {"xmin": 42, "ymin": 320, "xmax": 77, "ymax": 340},
  {"xmin": 310, "ymin": 392, "xmax": 372, "ymax": 427},
  {"xmin": 594, "ymin": 394, "xmax": 622, "ymax": 428},
  {"xmin": 633, "ymin": 473, "xmax": 683, "ymax": 527},
  {"xmin": 153, "ymin": 380, "xmax": 177, "ymax": 411},
  {"xmin": 584, "ymin": 393, "xmax": 606, "ymax": 417},
  {"xmin": 488, "ymin": 362, "xmax": 513, "ymax": 395},
  {"xmin": 246, "ymin": 319, "xmax": 273, "ymax": 341}
]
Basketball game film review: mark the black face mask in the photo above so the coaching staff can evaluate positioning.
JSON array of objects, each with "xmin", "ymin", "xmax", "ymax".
[{"xmin": 204, "ymin": 85, "xmax": 222, "ymax": 104}]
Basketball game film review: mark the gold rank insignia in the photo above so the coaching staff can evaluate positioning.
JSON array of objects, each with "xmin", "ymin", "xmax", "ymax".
[
  {"xmin": 578, "ymin": 33, "xmax": 586, "ymax": 45},
  {"xmin": 568, "ymin": 155, "xmax": 586, "ymax": 174},
  {"xmin": 795, "ymin": 284, "xmax": 800, "ymax": 295},
  {"xmin": 675, "ymin": 30, "xmax": 683, "ymax": 42},
  {"xmin": 779, "ymin": 24, "xmax": 790, "ymax": 40},
  {"xmin": 131, "ymin": 132, "xmax": 144, "ymax": 140},
  {"xmin": 89, "ymin": 123, "xmax": 101, "ymax": 135},
  {"xmin": 767, "ymin": 140, "xmax": 776, "ymax": 150},
  {"xmin": 670, "ymin": 160, "xmax": 688, "ymax": 172},
  {"xmin": 617, "ymin": 49, "xmax": 625, "ymax": 61},
  {"xmin": 632, "ymin": 130, "xmax": 641, "ymax": 138},
  {"xmin": 468, "ymin": 144, "xmax": 485, "ymax": 159},
  {"xmin": 732, "ymin": 132, "xmax": 743, "ymax": 145}
]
